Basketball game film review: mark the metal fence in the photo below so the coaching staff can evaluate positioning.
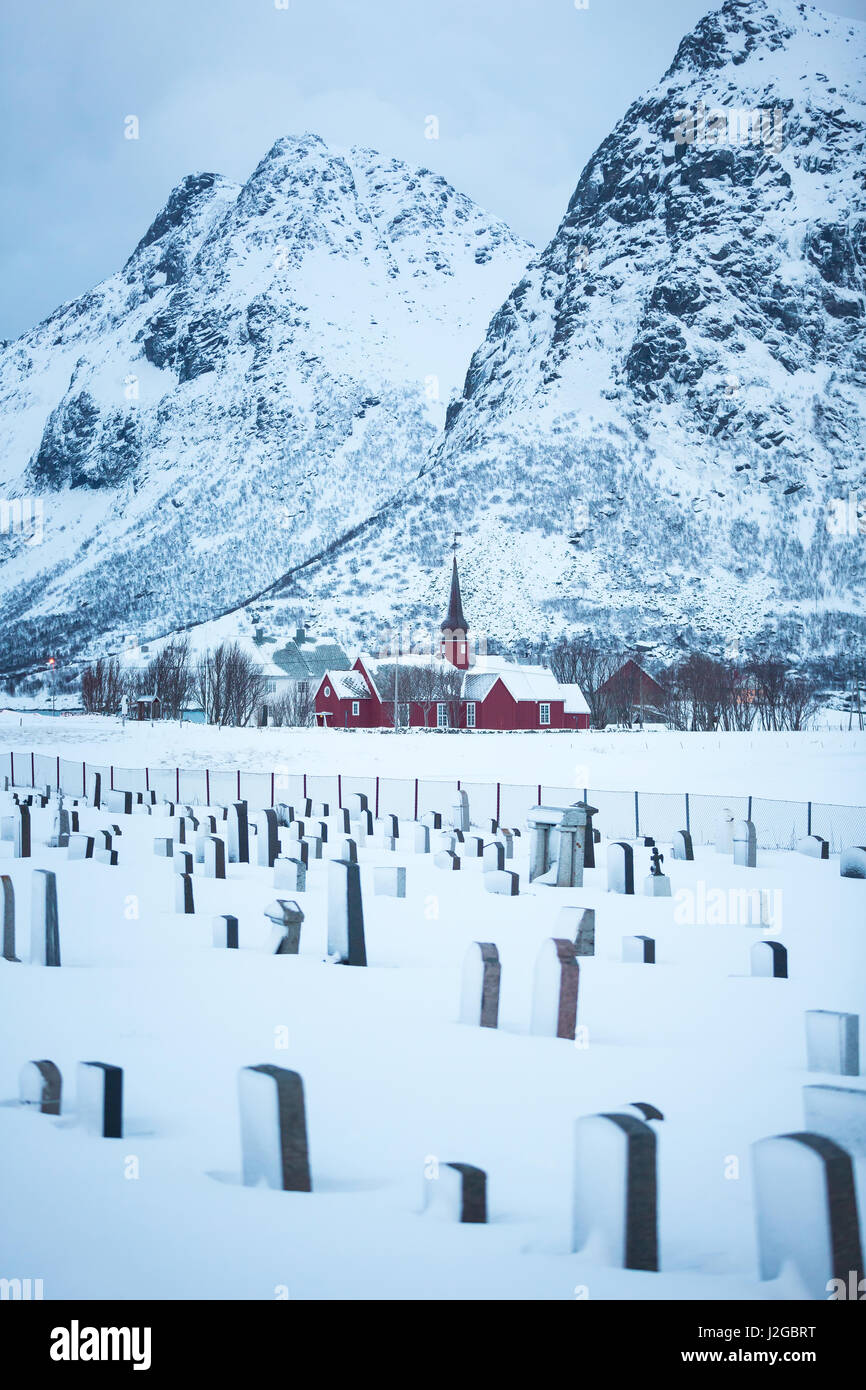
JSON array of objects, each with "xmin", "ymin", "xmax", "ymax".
[{"xmin": 3, "ymin": 749, "xmax": 864, "ymax": 852}]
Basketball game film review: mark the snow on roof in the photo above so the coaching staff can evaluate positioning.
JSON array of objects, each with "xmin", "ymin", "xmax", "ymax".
[
  {"xmin": 322, "ymin": 670, "xmax": 372, "ymax": 700},
  {"xmin": 558, "ymin": 683, "xmax": 591, "ymax": 716}
]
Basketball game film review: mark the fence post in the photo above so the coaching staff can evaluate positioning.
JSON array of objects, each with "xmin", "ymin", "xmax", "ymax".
[
  {"xmin": 496, "ymin": 782, "xmax": 501, "ymax": 824},
  {"xmin": 634, "ymin": 790, "xmax": 640, "ymax": 838},
  {"xmin": 747, "ymin": 795, "xmax": 753, "ymax": 821},
  {"xmin": 176, "ymin": 768, "xmax": 180, "ymax": 802},
  {"xmin": 205, "ymin": 769, "xmax": 210, "ymax": 804},
  {"xmin": 807, "ymin": 801, "xmax": 812, "ymax": 836},
  {"xmin": 110, "ymin": 764, "xmax": 114, "ymax": 791},
  {"xmin": 338, "ymin": 774, "xmax": 342, "ymax": 810},
  {"xmin": 375, "ymin": 776, "xmax": 380, "ymax": 819},
  {"xmin": 271, "ymin": 772, "xmax": 275, "ymax": 808},
  {"xmin": 9, "ymin": 751, "xmax": 13, "ymax": 786},
  {"xmin": 685, "ymin": 792, "xmax": 690, "ymax": 834},
  {"xmin": 82, "ymin": 760, "xmax": 86, "ymax": 796},
  {"xmin": 31, "ymin": 751, "xmax": 35, "ymax": 786},
  {"xmin": 537, "ymin": 783, "xmax": 542, "ymax": 805},
  {"xmin": 303, "ymin": 773, "xmax": 307, "ymax": 799},
  {"xmin": 56, "ymin": 755, "xmax": 60, "ymax": 791},
  {"xmin": 237, "ymin": 770, "xmax": 241, "ymax": 801},
  {"xmin": 145, "ymin": 767, "xmax": 150, "ymax": 792},
  {"xmin": 414, "ymin": 778, "xmax": 419, "ymax": 821}
]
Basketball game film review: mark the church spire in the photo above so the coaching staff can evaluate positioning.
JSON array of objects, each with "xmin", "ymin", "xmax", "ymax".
[
  {"xmin": 440, "ymin": 535, "xmax": 470, "ymax": 669},
  {"xmin": 441, "ymin": 555, "xmax": 468, "ymax": 634}
]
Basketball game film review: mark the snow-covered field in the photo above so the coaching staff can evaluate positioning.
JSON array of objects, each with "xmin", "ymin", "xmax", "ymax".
[
  {"xmin": 0, "ymin": 729, "xmax": 864, "ymax": 1300},
  {"xmin": 2, "ymin": 711, "xmax": 865, "ymax": 803}
]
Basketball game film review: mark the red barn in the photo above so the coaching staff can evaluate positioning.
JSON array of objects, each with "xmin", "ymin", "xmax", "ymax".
[{"xmin": 314, "ymin": 556, "xmax": 590, "ymax": 730}]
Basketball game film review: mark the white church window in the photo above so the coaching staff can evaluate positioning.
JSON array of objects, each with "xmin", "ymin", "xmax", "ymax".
[
  {"xmin": 352, "ymin": 701, "xmax": 359, "ymax": 717},
  {"xmin": 539, "ymin": 703, "xmax": 550, "ymax": 726},
  {"xmin": 466, "ymin": 702, "xmax": 476, "ymax": 727},
  {"xmin": 437, "ymin": 703, "xmax": 449, "ymax": 728},
  {"xmin": 324, "ymin": 686, "xmax": 331, "ymax": 697}
]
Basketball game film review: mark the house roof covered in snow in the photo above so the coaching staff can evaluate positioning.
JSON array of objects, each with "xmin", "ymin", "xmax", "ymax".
[
  {"xmin": 321, "ymin": 670, "xmax": 373, "ymax": 701},
  {"xmin": 272, "ymin": 638, "xmax": 350, "ymax": 682}
]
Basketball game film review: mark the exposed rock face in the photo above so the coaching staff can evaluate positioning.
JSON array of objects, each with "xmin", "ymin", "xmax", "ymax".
[{"xmin": 0, "ymin": 136, "xmax": 529, "ymax": 668}]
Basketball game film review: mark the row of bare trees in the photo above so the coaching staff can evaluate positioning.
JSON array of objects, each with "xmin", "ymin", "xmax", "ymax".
[
  {"xmin": 548, "ymin": 636, "xmax": 821, "ymax": 731},
  {"xmin": 372, "ymin": 661, "xmax": 464, "ymax": 728}
]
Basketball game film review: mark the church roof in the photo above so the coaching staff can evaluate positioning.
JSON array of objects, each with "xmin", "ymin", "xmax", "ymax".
[{"xmin": 441, "ymin": 556, "xmax": 469, "ymax": 633}]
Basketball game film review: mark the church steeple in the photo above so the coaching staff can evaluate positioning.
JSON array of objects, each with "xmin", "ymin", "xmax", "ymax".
[{"xmin": 440, "ymin": 535, "xmax": 470, "ymax": 669}]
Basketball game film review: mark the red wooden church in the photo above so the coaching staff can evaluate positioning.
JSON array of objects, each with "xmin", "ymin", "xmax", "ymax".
[{"xmin": 314, "ymin": 556, "xmax": 590, "ymax": 731}]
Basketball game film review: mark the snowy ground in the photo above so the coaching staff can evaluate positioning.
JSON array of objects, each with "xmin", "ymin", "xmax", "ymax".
[
  {"xmin": 0, "ymin": 754, "xmax": 864, "ymax": 1300},
  {"xmin": 2, "ymin": 711, "xmax": 865, "ymax": 803}
]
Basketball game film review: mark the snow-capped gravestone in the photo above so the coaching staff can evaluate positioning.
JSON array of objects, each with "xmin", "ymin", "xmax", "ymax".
[
  {"xmin": 204, "ymin": 836, "xmax": 226, "ymax": 880},
  {"xmin": 572, "ymin": 1112, "xmax": 659, "ymax": 1271},
  {"xmin": 644, "ymin": 846, "xmax": 671, "ymax": 897},
  {"xmin": 274, "ymin": 856, "xmax": 306, "ymax": 892},
  {"xmin": 752, "ymin": 1132, "xmax": 863, "ymax": 1299},
  {"xmin": 484, "ymin": 868, "xmax": 519, "ymax": 896},
  {"xmin": 797, "ymin": 835, "xmax": 829, "ymax": 860},
  {"xmin": 31, "ymin": 870, "xmax": 60, "ymax": 967},
  {"xmin": 421, "ymin": 810, "xmax": 442, "ymax": 831},
  {"xmin": 176, "ymin": 815, "xmax": 199, "ymax": 846},
  {"xmin": 556, "ymin": 906, "xmax": 595, "ymax": 957},
  {"xmin": 451, "ymin": 790, "xmax": 470, "ymax": 833},
  {"xmin": 238, "ymin": 1065, "xmax": 312, "ymax": 1192},
  {"xmin": 716, "ymin": 810, "xmax": 735, "ymax": 854},
  {"xmin": 423, "ymin": 1162, "xmax": 487, "ymax": 1223},
  {"xmin": 19, "ymin": 1059, "xmax": 62, "ymax": 1114},
  {"xmin": 414, "ymin": 824, "xmax": 430, "ymax": 854},
  {"xmin": 623, "ymin": 935, "xmax": 655, "ymax": 964},
  {"xmin": 374, "ymin": 867, "xmax": 406, "ymax": 898},
  {"xmin": 175, "ymin": 873, "xmax": 195, "ymax": 915},
  {"xmin": 527, "ymin": 804, "xmax": 590, "ymax": 888},
  {"xmin": 213, "ymin": 914, "xmax": 239, "ymax": 950},
  {"xmin": 333, "ymin": 837, "xmax": 358, "ymax": 864},
  {"xmin": 840, "ymin": 846, "xmax": 866, "ymax": 879},
  {"xmin": 805, "ymin": 1011, "xmax": 859, "ymax": 1076},
  {"xmin": 78, "ymin": 1062, "xmax": 123, "ymax": 1138},
  {"xmin": 327, "ymin": 860, "xmax": 367, "ymax": 966},
  {"xmin": 751, "ymin": 940, "xmax": 788, "ymax": 979},
  {"xmin": 48, "ymin": 804, "xmax": 71, "ymax": 849},
  {"xmin": 173, "ymin": 849, "xmax": 194, "ymax": 876},
  {"xmin": 154, "ymin": 836, "xmax": 173, "ymax": 857},
  {"xmin": 496, "ymin": 828, "xmax": 515, "ymax": 860},
  {"xmin": 227, "ymin": 803, "xmax": 249, "ymax": 864},
  {"xmin": 434, "ymin": 850, "xmax": 460, "ymax": 871},
  {"xmin": 733, "ymin": 821, "xmax": 757, "ymax": 868},
  {"xmin": 276, "ymin": 803, "xmax": 294, "ymax": 828},
  {"xmin": 607, "ymin": 842, "xmax": 635, "ymax": 895},
  {"xmin": 530, "ymin": 938, "xmax": 580, "ymax": 1040},
  {"xmin": 68, "ymin": 833, "xmax": 94, "ymax": 861},
  {"xmin": 103, "ymin": 789, "xmax": 132, "ymax": 815},
  {"xmin": 2, "ymin": 874, "xmax": 19, "ymax": 961},
  {"xmin": 482, "ymin": 841, "xmax": 504, "ymax": 873},
  {"xmin": 671, "ymin": 830, "xmax": 693, "ymax": 861},
  {"xmin": 433, "ymin": 830, "xmax": 456, "ymax": 855},
  {"xmin": 86, "ymin": 771, "xmax": 101, "ymax": 809},
  {"xmin": 265, "ymin": 900, "xmax": 305, "ymax": 955},
  {"xmin": 348, "ymin": 793, "xmax": 368, "ymax": 817},
  {"xmin": 803, "ymin": 1085, "xmax": 866, "ymax": 1158},
  {"xmin": 0, "ymin": 804, "xmax": 31, "ymax": 858},
  {"xmin": 459, "ymin": 941, "xmax": 501, "ymax": 1029}
]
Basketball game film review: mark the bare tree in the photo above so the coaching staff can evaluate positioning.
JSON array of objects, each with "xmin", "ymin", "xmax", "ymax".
[
  {"xmin": 196, "ymin": 642, "xmax": 266, "ymax": 727},
  {"xmin": 80, "ymin": 657, "xmax": 124, "ymax": 714},
  {"xmin": 549, "ymin": 638, "xmax": 622, "ymax": 728},
  {"xmin": 269, "ymin": 682, "xmax": 316, "ymax": 728},
  {"xmin": 139, "ymin": 636, "xmax": 193, "ymax": 719}
]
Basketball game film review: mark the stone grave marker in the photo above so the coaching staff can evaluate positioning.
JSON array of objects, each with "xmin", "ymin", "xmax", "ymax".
[
  {"xmin": 19, "ymin": 1059, "xmax": 62, "ymax": 1114},
  {"xmin": 327, "ymin": 860, "xmax": 367, "ymax": 965},
  {"xmin": 840, "ymin": 846, "xmax": 866, "ymax": 879},
  {"xmin": 751, "ymin": 940, "xmax": 788, "ymax": 978},
  {"xmin": 423, "ymin": 1162, "xmax": 487, "ymax": 1223},
  {"xmin": 803, "ymin": 1085, "xmax": 866, "ymax": 1158},
  {"xmin": 607, "ymin": 841, "xmax": 634, "ymax": 895},
  {"xmin": 265, "ymin": 900, "xmax": 305, "ymax": 955},
  {"xmin": 572, "ymin": 1112, "xmax": 658, "ymax": 1271},
  {"xmin": 78, "ymin": 1061, "xmax": 123, "ymax": 1138},
  {"xmin": 213, "ymin": 914, "xmax": 240, "ymax": 949},
  {"xmin": 671, "ymin": 830, "xmax": 693, "ymax": 861},
  {"xmin": 238, "ymin": 1065, "xmax": 312, "ymax": 1191},
  {"xmin": 374, "ymin": 866, "xmax": 406, "ymax": 898},
  {"xmin": 459, "ymin": 941, "xmax": 500, "ymax": 1028},
  {"xmin": 805, "ymin": 1011, "xmax": 859, "ymax": 1076},
  {"xmin": 204, "ymin": 836, "xmax": 226, "ymax": 880},
  {"xmin": 274, "ymin": 856, "xmax": 306, "ymax": 892},
  {"xmin": 797, "ymin": 835, "xmax": 829, "ymax": 860},
  {"xmin": 733, "ymin": 820, "xmax": 757, "ymax": 868},
  {"xmin": 623, "ymin": 935, "xmax": 655, "ymax": 964},
  {"xmin": 31, "ymin": 869, "xmax": 60, "ymax": 966},
  {"xmin": 2, "ymin": 873, "xmax": 19, "ymax": 961},
  {"xmin": 530, "ymin": 938, "xmax": 580, "ymax": 1040},
  {"xmin": 175, "ymin": 873, "xmax": 195, "ymax": 914}
]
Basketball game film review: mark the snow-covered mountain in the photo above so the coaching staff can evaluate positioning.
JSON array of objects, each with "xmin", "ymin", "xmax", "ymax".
[
  {"xmin": 281, "ymin": 0, "xmax": 866, "ymax": 662},
  {"xmin": 0, "ymin": 135, "xmax": 530, "ymax": 670}
]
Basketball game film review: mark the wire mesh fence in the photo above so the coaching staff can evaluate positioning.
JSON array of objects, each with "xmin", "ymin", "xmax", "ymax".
[{"xmin": 3, "ymin": 749, "xmax": 864, "ymax": 852}]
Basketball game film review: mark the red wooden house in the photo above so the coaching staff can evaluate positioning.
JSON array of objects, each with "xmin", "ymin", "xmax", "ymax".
[{"xmin": 314, "ymin": 557, "xmax": 590, "ymax": 731}]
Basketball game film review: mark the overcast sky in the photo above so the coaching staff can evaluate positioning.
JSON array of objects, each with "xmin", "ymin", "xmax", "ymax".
[{"xmin": 1, "ymin": 0, "xmax": 864, "ymax": 340}]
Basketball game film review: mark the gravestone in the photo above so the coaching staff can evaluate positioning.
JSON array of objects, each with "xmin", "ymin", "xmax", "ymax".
[
  {"xmin": 671, "ymin": 830, "xmax": 693, "ymax": 861},
  {"xmin": 527, "ymin": 804, "xmax": 589, "ymax": 888},
  {"xmin": 751, "ymin": 940, "xmax": 788, "ymax": 978},
  {"xmin": 95, "ymin": 846, "xmax": 119, "ymax": 867},
  {"xmin": 175, "ymin": 873, "xmax": 195, "ymax": 914},
  {"xmin": 153, "ymin": 837, "xmax": 174, "ymax": 857},
  {"xmin": 11, "ymin": 804, "xmax": 30, "ymax": 858},
  {"xmin": 303, "ymin": 835, "xmax": 323, "ymax": 861},
  {"xmin": 623, "ymin": 935, "xmax": 655, "ymax": 964},
  {"xmin": 68, "ymin": 833, "xmax": 94, "ymax": 861},
  {"xmin": 644, "ymin": 846, "xmax": 671, "ymax": 897},
  {"xmin": 238, "ymin": 1065, "xmax": 312, "ymax": 1191},
  {"xmin": 374, "ymin": 867, "xmax": 406, "ymax": 898},
  {"xmin": 434, "ymin": 850, "xmax": 460, "ymax": 871},
  {"xmin": 414, "ymin": 824, "xmax": 430, "ymax": 854},
  {"xmin": 265, "ymin": 899, "xmax": 305, "ymax": 955},
  {"xmin": 483, "ymin": 841, "xmax": 505, "ymax": 873},
  {"xmin": 557, "ymin": 907, "xmax": 595, "ymax": 957},
  {"xmin": 484, "ymin": 868, "xmax": 519, "ymax": 896},
  {"xmin": 78, "ymin": 1062, "xmax": 123, "ymax": 1138},
  {"xmin": 382, "ymin": 813, "xmax": 399, "ymax": 842},
  {"xmin": 327, "ymin": 860, "xmax": 367, "ymax": 965},
  {"xmin": 607, "ymin": 841, "xmax": 635, "ymax": 895},
  {"xmin": 421, "ymin": 810, "xmax": 442, "ymax": 831},
  {"xmin": 459, "ymin": 942, "xmax": 500, "ymax": 1029},
  {"xmin": 733, "ymin": 820, "xmax": 757, "ymax": 868},
  {"xmin": 797, "ymin": 835, "xmax": 829, "ymax": 860},
  {"xmin": 716, "ymin": 809, "xmax": 735, "ymax": 854},
  {"xmin": 311, "ymin": 801, "xmax": 329, "ymax": 818},
  {"xmin": 252, "ymin": 811, "xmax": 279, "ymax": 861},
  {"xmin": 353, "ymin": 810, "xmax": 374, "ymax": 845},
  {"xmin": 803, "ymin": 1085, "xmax": 866, "ymax": 1158},
  {"xmin": 204, "ymin": 836, "xmax": 226, "ymax": 880},
  {"xmin": 227, "ymin": 802, "xmax": 250, "ymax": 864},
  {"xmin": 348, "ymin": 792, "xmax": 369, "ymax": 816},
  {"xmin": 752, "ymin": 1132, "xmax": 863, "ymax": 1299},
  {"xmin": 104, "ymin": 789, "xmax": 132, "ymax": 815},
  {"xmin": 287, "ymin": 820, "xmax": 306, "ymax": 843},
  {"xmin": 497, "ymin": 829, "xmax": 514, "ymax": 861},
  {"xmin": 274, "ymin": 856, "xmax": 306, "ymax": 892},
  {"xmin": 276, "ymin": 803, "xmax": 295, "ymax": 828},
  {"xmin": 87, "ymin": 771, "xmax": 102, "ymax": 809},
  {"xmin": 433, "ymin": 830, "xmax": 456, "ymax": 855},
  {"xmin": 840, "ymin": 846, "xmax": 866, "ymax": 879},
  {"xmin": 332, "ymin": 808, "xmax": 351, "ymax": 835},
  {"xmin": 213, "ymin": 914, "xmax": 239, "ymax": 949},
  {"xmin": 19, "ymin": 1059, "xmax": 62, "ymax": 1114},
  {"xmin": 48, "ymin": 804, "xmax": 71, "ymax": 849},
  {"xmin": 423, "ymin": 1163, "xmax": 487, "ymax": 1223},
  {"xmin": 176, "ymin": 816, "xmax": 197, "ymax": 845},
  {"xmin": 333, "ymin": 837, "xmax": 358, "ymax": 864},
  {"xmin": 572, "ymin": 1112, "xmax": 658, "ymax": 1270},
  {"xmin": 173, "ymin": 849, "xmax": 194, "ymax": 876},
  {"xmin": 530, "ymin": 938, "xmax": 580, "ymax": 1040},
  {"xmin": 624, "ymin": 1102, "xmax": 665, "ymax": 1124},
  {"xmin": 315, "ymin": 820, "xmax": 329, "ymax": 844},
  {"xmin": 2, "ymin": 873, "xmax": 19, "ymax": 961},
  {"xmin": 451, "ymin": 790, "xmax": 470, "ymax": 833},
  {"xmin": 805, "ymin": 1011, "xmax": 859, "ymax": 1076},
  {"xmin": 31, "ymin": 869, "xmax": 60, "ymax": 966}
]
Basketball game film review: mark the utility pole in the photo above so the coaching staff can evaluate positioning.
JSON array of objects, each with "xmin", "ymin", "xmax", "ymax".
[{"xmin": 394, "ymin": 618, "xmax": 401, "ymax": 733}]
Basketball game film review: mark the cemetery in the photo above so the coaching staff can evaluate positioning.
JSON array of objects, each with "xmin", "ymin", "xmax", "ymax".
[{"xmin": 0, "ymin": 734, "xmax": 864, "ymax": 1301}]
